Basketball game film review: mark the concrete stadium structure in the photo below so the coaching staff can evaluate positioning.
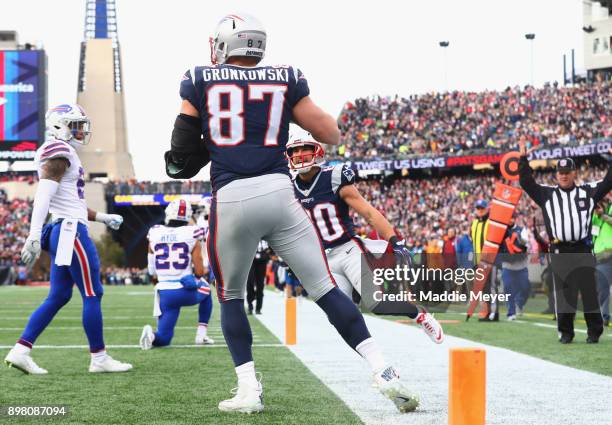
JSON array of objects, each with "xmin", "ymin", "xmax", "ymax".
[{"xmin": 76, "ymin": 0, "xmax": 134, "ymax": 180}]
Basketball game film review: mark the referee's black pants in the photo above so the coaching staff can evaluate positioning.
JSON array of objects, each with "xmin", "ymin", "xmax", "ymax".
[
  {"xmin": 247, "ymin": 261, "xmax": 267, "ymax": 313},
  {"xmin": 551, "ymin": 244, "xmax": 603, "ymax": 340}
]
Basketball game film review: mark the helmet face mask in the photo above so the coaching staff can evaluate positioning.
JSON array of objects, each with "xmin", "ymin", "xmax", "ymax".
[
  {"xmin": 66, "ymin": 118, "xmax": 92, "ymax": 145},
  {"xmin": 286, "ymin": 136, "xmax": 325, "ymax": 174},
  {"xmin": 46, "ymin": 104, "xmax": 92, "ymax": 147},
  {"xmin": 210, "ymin": 13, "xmax": 266, "ymax": 65}
]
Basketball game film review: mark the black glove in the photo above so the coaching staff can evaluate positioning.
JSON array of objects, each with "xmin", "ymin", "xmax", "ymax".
[
  {"xmin": 164, "ymin": 149, "xmax": 209, "ymax": 179},
  {"xmin": 165, "ymin": 114, "xmax": 210, "ymax": 179}
]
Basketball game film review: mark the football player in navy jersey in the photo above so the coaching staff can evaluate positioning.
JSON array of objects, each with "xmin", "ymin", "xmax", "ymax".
[
  {"xmin": 287, "ymin": 132, "xmax": 444, "ymax": 345},
  {"xmin": 169, "ymin": 13, "xmax": 419, "ymax": 414}
]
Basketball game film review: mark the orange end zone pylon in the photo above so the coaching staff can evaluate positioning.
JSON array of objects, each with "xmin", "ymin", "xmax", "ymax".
[
  {"xmin": 285, "ymin": 296, "xmax": 297, "ymax": 345},
  {"xmin": 449, "ymin": 348, "xmax": 486, "ymax": 425}
]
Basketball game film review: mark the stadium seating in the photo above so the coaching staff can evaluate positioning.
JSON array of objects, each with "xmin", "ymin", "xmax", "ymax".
[
  {"xmin": 353, "ymin": 165, "xmax": 608, "ymax": 250},
  {"xmin": 0, "ymin": 189, "xmax": 33, "ymax": 283},
  {"xmin": 334, "ymin": 81, "xmax": 610, "ymax": 160}
]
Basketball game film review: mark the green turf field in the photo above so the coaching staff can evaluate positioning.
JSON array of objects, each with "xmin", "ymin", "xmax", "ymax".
[
  {"xmin": 0, "ymin": 286, "xmax": 362, "ymax": 425},
  {"xmin": 384, "ymin": 294, "xmax": 612, "ymax": 377}
]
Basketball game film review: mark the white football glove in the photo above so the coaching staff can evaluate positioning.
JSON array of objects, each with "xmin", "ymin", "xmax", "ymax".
[
  {"xmin": 21, "ymin": 236, "xmax": 41, "ymax": 266},
  {"xmin": 96, "ymin": 212, "xmax": 124, "ymax": 230}
]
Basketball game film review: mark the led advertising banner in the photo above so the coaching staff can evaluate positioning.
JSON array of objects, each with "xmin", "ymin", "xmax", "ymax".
[{"xmin": 0, "ymin": 50, "xmax": 47, "ymax": 160}]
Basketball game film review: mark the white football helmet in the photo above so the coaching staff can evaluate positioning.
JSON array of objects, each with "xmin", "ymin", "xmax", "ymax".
[
  {"xmin": 210, "ymin": 13, "xmax": 266, "ymax": 65},
  {"xmin": 46, "ymin": 104, "xmax": 92, "ymax": 146},
  {"xmin": 286, "ymin": 131, "xmax": 325, "ymax": 174},
  {"xmin": 165, "ymin": 199, "xmax": 193, "ymax": 224}
]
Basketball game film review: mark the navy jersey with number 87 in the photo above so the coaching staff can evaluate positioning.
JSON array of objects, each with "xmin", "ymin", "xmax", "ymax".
[{"xmin": 180, "ymin": 64, "xmax": 310, "ymax": 191}]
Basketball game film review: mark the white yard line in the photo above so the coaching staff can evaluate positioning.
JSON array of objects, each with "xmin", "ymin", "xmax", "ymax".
[
  {"xmin": 515, "ymin": 319, "xmax": 612, "ymax": 337},
  {"xmin": 0, "ymin": 316, "xmax": 176, "ymax": 320},
  {"xmin": 0, "ymin": 326, "xmax": 223, "ymax": 332},
  {"xmin": 0, "ymin": 343, "xmax": 283, "ymax": 349},
  {"xmin": 256, "ymin": 291, "xmax": 612, "ymax": 425}
]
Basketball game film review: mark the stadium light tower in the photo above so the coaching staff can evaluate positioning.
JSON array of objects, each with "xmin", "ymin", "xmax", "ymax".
[
  {"xmin": 77, "ymin": 0, "xmax": 135, "ymax": 180},
  {"xmin": 439, "ymin": 41, "xmax": 450, "ymax": 92},
  {"xmin": 524, "ymin": 33, "xmax": 535, "ymax": 86}
]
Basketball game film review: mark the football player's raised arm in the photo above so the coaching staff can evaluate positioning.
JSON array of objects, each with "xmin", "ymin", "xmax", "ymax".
[
  {"xmin": 192, "ymin": 240, "xmax": 205, "ymax": 278},
  {"xmin": 339, "ymin": 185, "xmax": 395, "ymax": 241},
  {"xmin": 292, "ymin": 96, "xmax": 340, "ymax": 146}
]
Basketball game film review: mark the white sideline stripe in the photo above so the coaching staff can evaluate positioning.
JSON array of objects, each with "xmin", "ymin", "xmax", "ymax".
[
  {"xmin": 515, "ymin": 320, "xmax": 612, "ymax": 337},
  {"xmin": 0, "ymin": 326, "xmax": 224, "ymax": 331},
  {"xmin": 0, "ymin": 343, "xmax": 283, "ymax": 349},
  {"xmin": 256, "ymin": 291, "xmax": 612, "ymax": 425},
  {"xmin": 0, "ymin": 312, "xmax": 184, "ymax": 322}
]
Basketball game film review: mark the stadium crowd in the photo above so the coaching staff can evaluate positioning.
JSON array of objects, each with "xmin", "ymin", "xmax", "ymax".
[
  {"xmin": 0, "ymin": 189, "xmax": 32, "ymax": 267},
  {"xmin": 335, "ymin": 82, "xmax": 611, "ymax": 160},
  {"xmin": 0, "ymin": 189, "xmax": 33, "ymax": 285},
  {"xmin": 353, "ymin": 165, "xmax": 609, "ymax": 252},
  {"xmin": 1, "ymin": 163, "xmax": 607, "ymax": 285},
  {"xmin": 102, "ymin": 267, "xmax": 151, "ymax": 285},
  {"xmin": 0, "ymin": 171, "xmax": 37, "ymax": 183}
]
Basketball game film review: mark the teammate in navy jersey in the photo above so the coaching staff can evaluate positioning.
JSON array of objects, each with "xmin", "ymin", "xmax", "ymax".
[
  {"xmin": 169, "ymin": 13, "xmax": 419, "ymax": 414},
  {"xmin": 287, "ymin": 132, "xmax": 444, "ymax": 344}
]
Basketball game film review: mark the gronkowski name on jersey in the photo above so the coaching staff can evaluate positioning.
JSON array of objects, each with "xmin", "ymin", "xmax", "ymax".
[
  {"xmin": 293, "ymin": 164, "xmax": 357, "ymax": 250},
  {"xmin": 147, "ymin": 224, "xmax": 204, "ymax": 281},
  {"xmin": 179, "ymin": 64, "xmax": 309, "ymax": 191},
  {"xmin": 34, "ymin": 138, "xmax": 88, "ymax": 226}
]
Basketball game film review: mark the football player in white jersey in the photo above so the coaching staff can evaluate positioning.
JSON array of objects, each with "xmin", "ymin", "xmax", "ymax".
[
  {"xmin": 287, "ymin": 133, "xmax": 444, "ymax": 344},
  {"xmin": 5, "ymin": 104, "xmax": 132, "ymax": 374},
  {"xmin": 139, "ymin": 198, "xmax": 214, "ymax": 349}
]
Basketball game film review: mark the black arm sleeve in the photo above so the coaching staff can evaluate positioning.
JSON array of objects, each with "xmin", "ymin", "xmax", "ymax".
[
  {"xmin": 592, "ymin": 161, "xmax": 612, "ymax": 204},
  {"xmin": 165, "ymin": 114, "xmax": 209, "ymax": 180},
  {"xmin": 518, "ymin": 156, "xmax": 546, "ymax": 206}
]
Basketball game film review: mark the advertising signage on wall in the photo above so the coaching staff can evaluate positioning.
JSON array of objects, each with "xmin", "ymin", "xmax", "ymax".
[
  {"xmin": 343, "ymin": 139, "xmax": 611, "ymax": 172},
  {"xmin": 0, "ymin": 50, "xmax": 47, "ymax": 160}
]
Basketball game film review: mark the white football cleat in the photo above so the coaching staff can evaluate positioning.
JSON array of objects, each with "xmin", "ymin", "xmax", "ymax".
[
  {"xmin": 195, "ymin": 335, "xmax": 215, "ymax": 345},
  {"xmin": 218, "ymin": 380, "xmax": 264, "ymax": 413},
  {"xmin": 140, "ymin": 325, "xmax": 154, "ymax": 350},
  {"xmin": 89, "ymin": 355, "xmax": 133, "ymax": 373},
  {"xmin": 374, "ymin": 366, "xmax": 419, "ymax": 413},
  {"xmin": 4, "ymin": 349, "xmax": 48, "ymax": 375},
  {"xmin": 416, "ymin": 311, "xmax": 444, "ymax": 344}
]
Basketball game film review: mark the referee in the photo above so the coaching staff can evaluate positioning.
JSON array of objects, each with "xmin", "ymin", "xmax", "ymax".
[
  {"xmin": 247, "ymin": 240, "xmax": 271, "ymax": 315},
  {"xmin": 518, "ymin": 139, "xmax": 611, "ymax": 343}
]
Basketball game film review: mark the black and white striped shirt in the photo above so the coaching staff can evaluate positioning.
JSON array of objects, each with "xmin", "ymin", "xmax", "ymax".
[{"xmin": 519, "ymin": 157, "xmax": 612, "ymax": 243}]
